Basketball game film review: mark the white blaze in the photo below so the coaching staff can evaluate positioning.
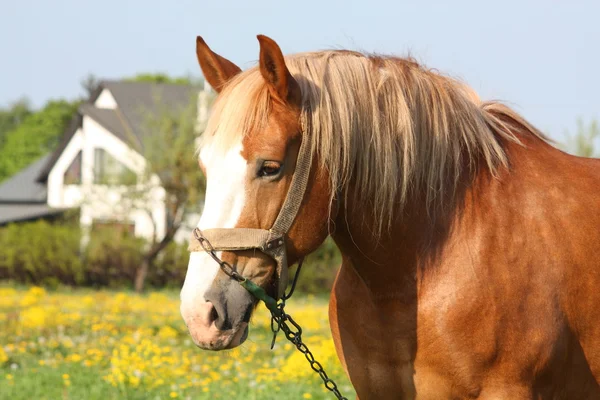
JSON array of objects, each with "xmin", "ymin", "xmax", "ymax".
[{"xmin": 180, "ymin": 140, "xmax": 247, "ymax": 317}]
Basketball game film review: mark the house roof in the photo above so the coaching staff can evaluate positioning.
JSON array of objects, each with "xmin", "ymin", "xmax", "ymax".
[
  {"xmin": 0, "ymin": 154, "xmax": 50, "ymax": 203},
  {"xmin": 0, "ymin": 154, "xmax": 69, "ymax": 224},
  {"xmin": 78, "ymin": 103, "xmax": 130, "ymax": 144},
  {"xmin": 36, "ymin": 112, "xmax": 82, "ymax": 183},
  {"xmin": 37, "ymin": 80, "xmax": 197, "ymax": 182},
  {"xmin": 102, "ymin": 81, "xmax": 197, "ymax": 145},
  {"xmin": 0, "ymin": 204, "xmax": 67, "ymax": 225}
]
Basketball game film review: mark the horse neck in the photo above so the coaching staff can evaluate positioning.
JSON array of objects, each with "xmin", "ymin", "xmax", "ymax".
[
  {"xmin": 328, "ymin": 132, "xmax": 555, "ymax": 296},
  {"xmin": 330, "ymin": 178, "xmax": 455, "ymax": 295}
]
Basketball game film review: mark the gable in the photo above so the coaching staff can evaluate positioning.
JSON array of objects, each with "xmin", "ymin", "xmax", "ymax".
[
  {"xmin": 94, "ymin": 88, "xmax": 117, "ymax": 109},
  {"xmin": 78, "ymin": 104, "xmax": 132, "ymax": 146},
  {"xmin": 37, "ymin": 80, "xmax": 197, "ymax": 183}
]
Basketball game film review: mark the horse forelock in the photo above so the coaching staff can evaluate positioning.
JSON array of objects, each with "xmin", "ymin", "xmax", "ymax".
[
  {"xmin": 199, "ymin": 50, "xmax": 547, "ymax": 236},
  {"xmin": 198, "ymin": 69, "xmax": 271, "ymax": 158}
]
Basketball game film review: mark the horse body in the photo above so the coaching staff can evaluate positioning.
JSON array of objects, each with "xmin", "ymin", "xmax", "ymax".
[
  {"xmin": 184, "ymin": 35, "xmax": 600, "ymax": 399},
  {"xmin": 330, "ymin": 133, "xmax": 600, "ymax": 399}
]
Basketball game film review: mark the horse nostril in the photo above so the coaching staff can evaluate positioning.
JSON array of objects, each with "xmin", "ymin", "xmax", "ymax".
[
  {"xmin": 242, "ymin": 304, "xmax": 253, "ymax": 323},
  {"xmin": 205, "ymin": 300, "xmax": 231, "ymax": 330},
  {"xmin": 209, "ymin": 304, "xmax": 219, "ymax": 324}
]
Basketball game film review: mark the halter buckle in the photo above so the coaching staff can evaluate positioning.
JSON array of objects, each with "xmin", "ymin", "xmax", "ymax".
[{"xmin": 265, "ymin": 237, "xmax": 285, "ymax": 250}]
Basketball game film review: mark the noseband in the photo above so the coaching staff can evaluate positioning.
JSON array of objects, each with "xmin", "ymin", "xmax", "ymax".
[{"xmin": 188, "ymin": 121, "xmax": 313, "ymax": 299}]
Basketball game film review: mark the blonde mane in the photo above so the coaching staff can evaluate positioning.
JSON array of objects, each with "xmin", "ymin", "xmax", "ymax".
[{"xmin": 201, "ymin": 50, "xmax": 545, "ymax": 235}]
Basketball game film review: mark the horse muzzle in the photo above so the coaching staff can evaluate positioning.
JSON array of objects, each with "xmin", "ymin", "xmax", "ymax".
[
  {"xmin": 181, "ymin": 272, "xmax": 254, "ymax": 350},
  {"xmin": 181, "ymin": 301, "xmax": 250, "ymax": 350}
]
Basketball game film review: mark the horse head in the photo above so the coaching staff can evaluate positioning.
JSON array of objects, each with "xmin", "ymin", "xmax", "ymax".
[{"xmin": 180, "ymin": 35, "xmax": 331, "ymax": 350}]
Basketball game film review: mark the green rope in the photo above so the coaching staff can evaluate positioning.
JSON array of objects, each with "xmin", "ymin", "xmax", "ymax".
[{"xmin": 239, "ymin": 279, "xmax": 279, "ymax": 315}]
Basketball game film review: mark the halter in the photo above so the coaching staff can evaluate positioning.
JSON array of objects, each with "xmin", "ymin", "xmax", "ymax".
[
  {"xmin": 187, "ymin": 115, "xmax": 348, "ymax": 400},
  {"xmin": 188, "ymin": 118, "xmax": 313, "ymax": 299}
]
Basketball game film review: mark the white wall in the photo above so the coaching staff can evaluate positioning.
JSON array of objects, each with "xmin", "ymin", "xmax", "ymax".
[
  {"xmin": 46, "ymin": 84, "xmax": 214, "ymax": 244},
  {"xmin": 47, "ymin": 114, "xmax": 168, "ymax": 242}
]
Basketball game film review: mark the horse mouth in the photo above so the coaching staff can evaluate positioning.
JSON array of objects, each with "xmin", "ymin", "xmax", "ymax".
[
  {"xmin": 190, "ymin": 322, "xmax": 249, "ymax": 351},
  {"xmin": 227, "ymin": 324, "xmax": 249, "ymax": 349}
]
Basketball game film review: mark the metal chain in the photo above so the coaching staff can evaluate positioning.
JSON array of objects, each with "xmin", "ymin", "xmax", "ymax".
[
  {"xmin": 192, "ymin": 228, "xmax": 348, "ymax": 400},
  {"xmin": 269, "ymin": 299, "xmax": 348, "ymax": 400},
  {"xmin": 193, "ymin": 228, "xmax": 245, "ymax": 282}
]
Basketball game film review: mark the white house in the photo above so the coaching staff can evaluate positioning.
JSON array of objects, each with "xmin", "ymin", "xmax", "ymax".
[{"xmin": 0, "ymin": 80, "xmax": 210, "ymax": 243}]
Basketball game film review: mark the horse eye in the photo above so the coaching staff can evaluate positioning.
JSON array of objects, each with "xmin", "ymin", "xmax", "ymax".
[{"xmin": 258, "ymin": 161, "xmax": 282, "ymax": 177}]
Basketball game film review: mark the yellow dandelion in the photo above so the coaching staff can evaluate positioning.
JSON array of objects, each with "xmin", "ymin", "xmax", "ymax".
[
  {"xmin": 69, "ymin": 354, "xmax": 82, "ymax": 362},
  {"xmin": 20, "ymin": 306, "xmax": 46, "ymax": 328},
  {"xmin": 0, "ymin": 347, "xmax": 8, "ymax": 364},
  {"xmin": 303, "ymin": 394, "xmax": 313, "ymax": 399},
  {"xmin": 169, "ymin": 392, "xmax": 178, "ymax": 398}
]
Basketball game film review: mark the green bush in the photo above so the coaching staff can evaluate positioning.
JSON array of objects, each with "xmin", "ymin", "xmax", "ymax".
[
  {"xmin": 292, "ymin": 237, "xmax": 341, "ymax": 294},
  {"xmin": 0, "ymin": 221, "xmax": 190, "ymax": 289},
  {"xmin": 84, "ymin": 229, "xmax": 145, "ymax": 288},
  {"xmin": 81, "ymin": 228, "xmax": 189, "ymax": 288},
  {"xmin": 0, "ymin": 220, "xmax": 83, "ymax": 286},
  {"xmin": 147, "ymin": 241, "xmax": 189, "ymax": 288},
  {"xmin": 0, "ymin": 220, "xmax": 341, "ymax": 293}
]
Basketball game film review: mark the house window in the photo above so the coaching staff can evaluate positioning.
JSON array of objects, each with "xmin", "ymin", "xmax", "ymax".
[
  {"xmin": 93, "ymin": 148, "xmax": 137, "ymax": 185},
  {"xmin": 92, "ymin": 219, "xmax": 136, "ymax": 236},
  {"xmin": 64, "ymin": 151, "xmax": 82, "ymax": 184}
]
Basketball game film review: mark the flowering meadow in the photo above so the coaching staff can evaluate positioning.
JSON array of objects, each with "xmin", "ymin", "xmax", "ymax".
[{"xmin": 0, "ymin": 286, "xmax": 355, "ymax": 399}]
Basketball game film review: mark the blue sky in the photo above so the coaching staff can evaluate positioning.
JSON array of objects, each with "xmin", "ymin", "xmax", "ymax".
[{"xmin": 1, "ymin": 0, "xmax": 598, "ymax": 140}]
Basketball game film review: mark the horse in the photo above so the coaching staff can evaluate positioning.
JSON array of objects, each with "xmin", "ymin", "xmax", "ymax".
[{"xmin": 179, "ymin": 34, "xmax": 600, "ymax": 399}]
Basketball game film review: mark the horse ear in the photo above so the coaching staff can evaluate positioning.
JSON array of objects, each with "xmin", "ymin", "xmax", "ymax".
[
  {"xmin": 196, "ymin": 36, "xmax": 241, "ymax": 93},
  {"xmin": 257, "ymin": 35, "xmax": 301, "ymax": 106}
]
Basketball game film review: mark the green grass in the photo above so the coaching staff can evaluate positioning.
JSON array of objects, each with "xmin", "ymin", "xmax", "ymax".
[{"xmin": 0, "ymin": 286, "xmax": 355, "ymax": 400}]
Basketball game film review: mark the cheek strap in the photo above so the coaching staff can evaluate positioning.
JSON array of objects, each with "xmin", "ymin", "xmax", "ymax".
[{"xmin": 189, "ymin": 115, "xmax": 313, "ymax": 299}]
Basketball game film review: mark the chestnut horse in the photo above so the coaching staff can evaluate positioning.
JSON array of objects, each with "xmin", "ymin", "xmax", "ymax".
[{"xmin": 180, "ymin": 35, "xmax": 600, "ymax": 399}]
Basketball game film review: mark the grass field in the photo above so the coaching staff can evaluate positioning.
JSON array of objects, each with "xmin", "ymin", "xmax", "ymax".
[{"xmin": 0, "ymin": 285, "xmax": 355, "ymax": 399}]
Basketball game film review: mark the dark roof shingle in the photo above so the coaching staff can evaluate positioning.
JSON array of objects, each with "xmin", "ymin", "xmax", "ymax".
[
  {"xmin": 0, "ymin": 154, "xmax": 50, "ymax": 203},
  {"xmin": 78, "ymin": 104, "xmax": 131, "ymax": 145},
  {"xmin": 103, "ymin": 81, "xmax": 197, "ymax": 145},
  {"xmin": 0, "ymin": 204, "xmax": 66, "ymax": 225},
  {"xmin": 0, "ymin": 154, "xmax": 69, "ymax": 224}
]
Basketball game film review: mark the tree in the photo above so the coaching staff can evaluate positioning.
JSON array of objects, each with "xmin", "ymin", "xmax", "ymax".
[
  {"xmin": 564, "ymin": 119, "xmax": 599, "ymax": 158},
  {"xmin": 132, "ymin": 94, "xmax": 210, "ymax": 291},
  {"xmin": 0, "ymin": 99, "xmax": 79, "ymax": 182},
  {"xmin": 80, "ymin": 74, "xmax": 101, "ymax": 100},
  {"xmin": 86, "ymin": 91, "xmax": 210, "ymax": 292},
  {"xmin": 0, "ymin": 98, "xmax": 32, "ymax": 144}
]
